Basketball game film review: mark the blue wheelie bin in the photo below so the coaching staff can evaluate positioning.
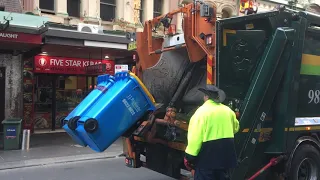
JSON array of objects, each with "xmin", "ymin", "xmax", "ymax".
[
  {"xmin": 75, "ymin": 72, "xmax": 156, "ymax": 152},
  {"xmin": 62, "ymin": 74, "xmax": 115, "ymax": 147}
]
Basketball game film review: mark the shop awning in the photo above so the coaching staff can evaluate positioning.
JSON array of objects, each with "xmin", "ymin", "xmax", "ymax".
[
  {"xmin": 0, "ymin": 11, "xmax": 49, "ymax": 34},
  {"xmin": 40, "ymin": 23, "xmax": 135, "ymax": 62},
  {"xmin": 43, "ymin": 25, "xmax": 130, "ymax": 50},
  {"xmin": 0, "ymin": 11, "xmax": 49, "ymax": 53}
]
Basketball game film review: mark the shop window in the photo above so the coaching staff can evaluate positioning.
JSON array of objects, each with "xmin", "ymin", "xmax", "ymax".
[
  {"xmin": 135, "ymin": 0, "xmax": 144, "ymax": 23},
  {"xmin": 39, "ymin": 0, "xmax": 55, "ymax": 13},
  {"xmin": 153, "ymin": 0, "xmax": 162, "ymax": 18},
  {"xmin": 0, "ymin": 6, "xmax": 4, "ymax": 11},
  {"xmin": 59, "ymin": 79, "xmax": 65, "ymax": 89},
  {"xmin": 100, "ymin": 0, "xmax": 116, "ymax": 22},
  {"xmin": 34, "ymin": 75, "xmax": 94, "ymax": 130},
  {"xmin": 67, "ymin": 0, "xmax": 80, "ymax": 18}
]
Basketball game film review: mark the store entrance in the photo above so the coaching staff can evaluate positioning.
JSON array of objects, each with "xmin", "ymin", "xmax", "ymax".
[
  {"xmin": 0, "ymin": 67, "xmax": 5, "ymax": 131},
  {"xmin": 34, "ymin": 74, "xmax": 97, "ymax": 131}
]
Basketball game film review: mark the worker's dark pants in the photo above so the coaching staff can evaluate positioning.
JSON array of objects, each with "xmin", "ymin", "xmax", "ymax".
[{"xmin": 194, "ymin": 168, "xmax": 230, "ymax": 180}]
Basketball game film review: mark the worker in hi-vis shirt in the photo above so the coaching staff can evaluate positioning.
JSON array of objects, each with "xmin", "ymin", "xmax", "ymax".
[{"xmin": 184, "ymin": 85, "xmax": 240, "ymax": 180}]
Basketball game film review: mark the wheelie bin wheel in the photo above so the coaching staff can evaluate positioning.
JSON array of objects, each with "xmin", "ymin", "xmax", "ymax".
[
  {"xmin": 84, "ymin": 118, "xmax": 99, "ymax": 133},
  {"xmin": 288, "ymin": 144, "xmax": 320, "ymax": 180},
  {"xmin": 68, "ymin": 116, "xmax": 80, "ymax": 130}
]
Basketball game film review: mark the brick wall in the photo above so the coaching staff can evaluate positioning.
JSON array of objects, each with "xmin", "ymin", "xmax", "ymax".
[
  {"xmin": 0, "ymin": 54, "xmax": 23, "ymax": 119},
  {"xmin": 0, "ymin": 0, "xmax": 25, "ymax": 121},
  {"xmin": 0, "ymin": 0, "xmax": 23, "ymax": 13}
]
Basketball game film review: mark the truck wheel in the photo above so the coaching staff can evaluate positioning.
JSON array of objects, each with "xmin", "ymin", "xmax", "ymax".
[{"xmin": 288, "ymin": 144, "xmax": 320, "ymax": 180}]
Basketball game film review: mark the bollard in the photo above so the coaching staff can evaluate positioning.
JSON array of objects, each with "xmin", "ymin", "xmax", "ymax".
[
  {"xmin": 21, "ymin": 129, "xmax": 30, "ymax": 150},
  {"xmin": 119, "ymin": 137, "xmax": 128, "ymax": 157}
]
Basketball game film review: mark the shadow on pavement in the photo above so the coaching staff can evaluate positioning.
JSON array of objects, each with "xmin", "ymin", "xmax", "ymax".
[
  {"xmin": 0, "ymin": 132, "xmax": 123, "ymax": 166},
  {"xmin": 30, "ymin": 132, "xmax": 80, "ymax": 147}
]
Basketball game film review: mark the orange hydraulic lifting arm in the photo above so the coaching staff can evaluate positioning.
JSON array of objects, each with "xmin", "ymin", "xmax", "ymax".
[{"xmin": 136, "ymin": 1, "xmax": 217, "ymax": 85}]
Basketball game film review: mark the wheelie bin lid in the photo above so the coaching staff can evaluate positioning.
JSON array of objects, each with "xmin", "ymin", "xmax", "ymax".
[
  {"xmin": 2, "ymin": 118, "xmax": 22, "ymax": 124},
  {"xmin": 116, "ymin": 71, "xmax": 156, "ymax": 105},
  {"xmin": 130, "ymin": 72, "xmax": 155, "ymax": 104}
]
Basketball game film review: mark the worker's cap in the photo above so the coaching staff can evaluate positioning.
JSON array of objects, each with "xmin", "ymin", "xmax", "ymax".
[{"xmin": 198, "ymin": 85, "xmax": 226, "ymax": 103}]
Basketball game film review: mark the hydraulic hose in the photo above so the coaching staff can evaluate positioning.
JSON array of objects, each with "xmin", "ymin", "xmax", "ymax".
[
  {"xmin": 247, "ymin": 155, "xmax": 285, "ymax": 180},
  {"xmin": 169, "ymin": 64, "xmax": 196, "ymax": 107}
]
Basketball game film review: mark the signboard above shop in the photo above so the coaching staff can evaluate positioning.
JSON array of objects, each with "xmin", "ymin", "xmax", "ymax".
[
  {"xmin": 128, "ymin": 41, "xmax": 137, "ymax": 51},
  {"xmin": 0, "ymin": 31, "xmax": 42, "ymax": 44},
  {"xmin": 34, "ymin": 55, "xmax": 115, "ymax": 75}
]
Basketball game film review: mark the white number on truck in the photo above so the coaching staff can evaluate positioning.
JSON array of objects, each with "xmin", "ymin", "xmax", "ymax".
[{"xmin": 308, "ymin": 90, "xmax": 320, "ymax": 104}]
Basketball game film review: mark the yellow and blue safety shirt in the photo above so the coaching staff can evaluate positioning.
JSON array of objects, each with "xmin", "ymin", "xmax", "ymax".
[{"xmin": 185, "ymin": 99, "xmax": 240, "ymax": 169}]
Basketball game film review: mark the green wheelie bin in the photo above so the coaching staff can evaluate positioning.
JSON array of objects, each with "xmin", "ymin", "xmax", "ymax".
[{"xmin": 2, "ymin": 118, "xmax": 22, "ymax": 150}]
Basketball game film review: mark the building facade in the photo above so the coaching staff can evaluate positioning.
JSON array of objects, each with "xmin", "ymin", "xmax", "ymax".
[
  {"xmin": 22, "ymin": 0, "xmax": 173, "ymax": 32},
  {"xmin": 0, "ymin": 0, "xmax": 48, "ymax": 132},
  {"xmin": 0, "ymin": 0, "xmax": 23, "ymax": 12},
  {"xmin": 0, "ymin": 0, "xmax": 136, "ymax": 132},
  {"xmin": 249, "ymin": 0, "xmax": 320, "ymax": 14},
  {"xmin": 21, "ymin": 0, "xmax": 239, "ymax": 32}
]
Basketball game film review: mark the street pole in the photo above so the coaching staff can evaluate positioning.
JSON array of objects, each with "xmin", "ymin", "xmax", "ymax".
[{"xmin": 21, "ymin": 129, "xmax": 30, "ymax": 150}]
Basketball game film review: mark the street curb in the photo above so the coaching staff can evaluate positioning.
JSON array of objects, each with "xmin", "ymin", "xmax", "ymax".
[{"xmin": 0, "ymin": 152, "xmax": 123, "ymax": 171}]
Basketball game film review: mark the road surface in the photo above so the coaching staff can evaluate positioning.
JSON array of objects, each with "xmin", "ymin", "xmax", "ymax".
[{"xmin": 0, "ymin": 157, "xmax": 175, "ymax": 180}]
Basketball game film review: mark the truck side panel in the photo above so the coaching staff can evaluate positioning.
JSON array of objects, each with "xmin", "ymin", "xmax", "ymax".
[{"xmin": 297, "ymin": 29, "xmax": 320, "ymax": 118}]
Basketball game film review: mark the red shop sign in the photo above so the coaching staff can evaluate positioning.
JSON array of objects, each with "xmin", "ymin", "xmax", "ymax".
[
  {"xmin": 34, "ymin": 55, "xmax": 115, "ymax": 75},
  {"xmin": 0, "ymin": 31, "xmax": 42, "ymax": 44}
]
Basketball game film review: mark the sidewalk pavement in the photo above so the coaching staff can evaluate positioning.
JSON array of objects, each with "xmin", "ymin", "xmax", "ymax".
[{"xmin": 0, "ymin": 132, "xmax": 124, "ymax": 170}]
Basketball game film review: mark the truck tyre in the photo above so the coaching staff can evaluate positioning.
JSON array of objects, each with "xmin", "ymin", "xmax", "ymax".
[{"xmin": 288, "ymin": 144, "xmax": 320, "ymax": 180}]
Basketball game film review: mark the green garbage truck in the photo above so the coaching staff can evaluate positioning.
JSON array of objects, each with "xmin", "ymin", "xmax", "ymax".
[{"xmin": 119, "ymin": 3, "xmax": 320, "ymax": 180}]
